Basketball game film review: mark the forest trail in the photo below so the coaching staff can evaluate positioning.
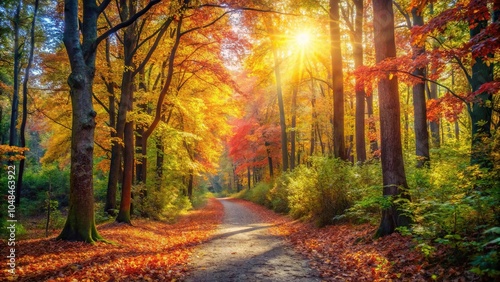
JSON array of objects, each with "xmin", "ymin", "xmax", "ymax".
[{"xmin": 184, "ymin": 198, "xmax": 320, "ymax": 282}]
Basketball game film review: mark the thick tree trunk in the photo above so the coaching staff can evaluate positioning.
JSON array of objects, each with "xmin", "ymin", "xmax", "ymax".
[
  {"xmin": 411, "ymin": 7, "xmax": 430, "ymax": 168},
  {"xmin": 373, "ymin": 0, "xmax": 411, "ymax": 237},
  {"xmin": 57, "ymin": 0, "xmax": 102, "ymax": 243},
  {"xmin": 330, "ymin": 0, "xmax": 346, "ymax": 160}
]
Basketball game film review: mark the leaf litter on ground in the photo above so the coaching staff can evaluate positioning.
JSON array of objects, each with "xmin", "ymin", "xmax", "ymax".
[
  {"xmin": 229, "ymin": 198, "xmax": 480, "ymax": 281},
  {"xmin": 0, "ymin": 198, "xmax": 223, "ymax": 282}
]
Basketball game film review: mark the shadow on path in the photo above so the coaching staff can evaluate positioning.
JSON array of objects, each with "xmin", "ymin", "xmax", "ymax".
[{"xmin": 184, "ymin": 198, "xmax": 320, "ymax": 282}]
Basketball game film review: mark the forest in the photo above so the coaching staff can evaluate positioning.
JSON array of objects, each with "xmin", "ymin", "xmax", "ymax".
[{"xmin": 0, "ymin": 0, "xmax": 499, "ymax": 280}]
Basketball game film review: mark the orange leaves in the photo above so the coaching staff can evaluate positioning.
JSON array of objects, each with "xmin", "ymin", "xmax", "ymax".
[
  {"xmin": 231, "ymin": 198, "xmax": 472, "ymax": 281},
  {"xmin": 0, "ymin": 198, "xmax": 223, "ymax": 281},
  {"xmin": 0, "ymin": 145, "xmax": 29, "ymax": 162},
  {"xmin": 427, "ymin": 93, "xmax": 466, "ymax": 123}
]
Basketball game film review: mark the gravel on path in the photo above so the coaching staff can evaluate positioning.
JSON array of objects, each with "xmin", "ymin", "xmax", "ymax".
[{"xmin": 184, "ymin": 198, "xmax": 320, "ymax": 282}]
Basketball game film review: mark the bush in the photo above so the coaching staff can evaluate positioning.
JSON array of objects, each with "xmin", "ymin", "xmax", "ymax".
[
  {"xmin": 18, "ymin": 165, "xmax": 70, "ymax": 217},
  {"xmin": 235, "ymin": 182, "xmax": 272, "ymax": 208},
  {"xmin": 268, "ymin": 174, "xmax": 291, "ymax": 213}
]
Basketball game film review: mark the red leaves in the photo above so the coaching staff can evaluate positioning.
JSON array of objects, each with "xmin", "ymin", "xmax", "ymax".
[
  {"xmin": 427, "ymin": 93, "xmax": 466, "ymax": 122},
  {"xmin": 0, "ymin": 198, "xmax": 223, "ymax": 281}
]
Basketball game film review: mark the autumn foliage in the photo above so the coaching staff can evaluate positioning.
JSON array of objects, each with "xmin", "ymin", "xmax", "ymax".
[
  {"xmin": 231, "ymin": 198, "xmax": 479, "ymax": 281},
  {"xmin": 0, "ymin": 198, "xmax": 223, "ymax": 281}
]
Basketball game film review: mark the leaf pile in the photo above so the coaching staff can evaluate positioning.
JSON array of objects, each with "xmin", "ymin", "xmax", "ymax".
[
  {"xmin": 230, "ymin": 198, "xmax": 479, "ymax": 281},
  {"xmin": 0, "ymin": 198, "xmax": 223, "ymax": 282}
]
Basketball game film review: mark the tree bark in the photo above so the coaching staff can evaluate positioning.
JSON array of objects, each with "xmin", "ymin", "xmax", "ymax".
[
  {"xmin": 330, "ymin": 0, "xmax": 347, "ymax": 160},
  {"xmin": 290, "ymin": 84, "xmax": 298, "ymax": 170},
  {"xmin": 372, "ymin": 0, "xmax": 411, "ymax": 237},
  {"xmin": 352, "ymin": 0, "xmax": 367, "ymax": 163},
  {"xmin": 17, "ymin": 0, "xmax": 39, "ymax": 207},
  {"xmin": 265, "ymin": 17, "xmax": 289, "ymax": 172},
  {"xmin": 104, "ymin": 39, "xmax": 119, "ymax": 216},
  {"xmin": 411, "ymin": 7, "xmax": 430, "ymax": 168},
  {"xmin": 116, "ymin": 12, "xmax": 138, "ymax": 224},
  {"xmin": 9, "ymin": 1, "xmax": 21, "ymax": 160},
  {"xmin": 57, "ymin": 0, "xmax": 102, "ymax": 243},
  {"xmin": 469, "ymin": 1, "xmax": 494, "ymax": 168}
]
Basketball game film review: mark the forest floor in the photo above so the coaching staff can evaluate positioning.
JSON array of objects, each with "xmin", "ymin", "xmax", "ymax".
[{"xmin": 1, "ymin": 197, "xmax": 477, "ymax": 281}]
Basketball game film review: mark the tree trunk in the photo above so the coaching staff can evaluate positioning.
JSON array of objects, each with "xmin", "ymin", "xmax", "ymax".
[
  {"xmin": 57, "ymin": 0, "xmax": 103, "ymax": 243},
  {"xmin": 469, "ymin": 2, "xmax": 494, "ymax": 168},
  {"xmin": 411, "ymin": 7, "xmax": 430, "ymax": 168},
  {"xmin": 428, "ymin": 81, "xmax": 441, "ymax": 147},
  {"xmin": 353, "ymin": 0, "xmax": 367, "ymax": 163},
  {"xmin": 373, "ymin": 0, "xmax": 411, "ymax": 237},
  {"xmin": 265, "ymin": 17, "xmax": 289, "ymax": 172},
  {"xmin": 17, "ymin": 0, "xmax": 39, "ymax": 207},
  {"xmin": 187, "ymin": 170, "xmax": 194, "ymax": 200},
  {"xmin": 104, "ymin": 39, "xmax": 119, "ymax": 216},
  {"xmin": 266, "ymin": 146, "xmax": 273, "ymax": 178},
  {"xmin": 330, "ymin": 0, "xmax": 346, "ymax": 160},
  {"xmin": 367, "ymin": 93, "xmax": 378, "ymax": 154},
  {"xmin": 428, "ymin": 3, "xmax": 441, "ymax": 149},
  {"xmin": 116, "ymin": 118, "xmax": 134, "ymax": 224},
  {"xmin": 290, "ymin": 84, "xmax": 298, "ymax": 170},
  {"xmin": 116, "ymin": 13, "xmax": 138, "ymax": 224},
  {"xmin": 9, "ymin": 1, "xmax": 21, "ymax": 159}
]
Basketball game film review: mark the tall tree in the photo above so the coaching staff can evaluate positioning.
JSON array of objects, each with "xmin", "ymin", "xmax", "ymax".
[
  {"xmin": 330, "ymin": 0, "xmax": 347, "ymax": 160},
  {"xmin": 265, "ymin": 16, "xmax": 289, "ymax": 171},
  {"xmin": 411, "ymin": 4, "xmax": 430, "ymax": 168},
  {"xmin": 372, "ymin": 0, "xmax": 411, "ymax": 237},
  {"xmin": 17, "ymin": 0, "xmax": 40, "ymax": 207},
  {"xmin": 342, "ymin": 0, "xmax": 367, "ymax": 162},
  {"xmin": 8, "ymin": 1, "xmax": 21, "ymax": 158},
  {"xmin": 469, "ymin": 0, "xmax": 494, "ymax": 168},
  {"xmin": 57, "ymin": 0, "xmax": 159, "ymax": 242}
]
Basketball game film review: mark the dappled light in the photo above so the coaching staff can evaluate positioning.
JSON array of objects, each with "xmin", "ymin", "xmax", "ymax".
[{"xmin": 1, "ymin": 0, "xmax": 499, "ymax": 280}]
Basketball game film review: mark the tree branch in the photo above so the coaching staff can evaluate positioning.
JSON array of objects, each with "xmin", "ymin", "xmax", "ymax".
[{"xmin": 93, "ymin": 0, "xmax": 162, "ymax": 52}]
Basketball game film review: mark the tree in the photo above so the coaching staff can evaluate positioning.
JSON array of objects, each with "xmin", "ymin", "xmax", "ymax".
[
  {"xmin": 330, "ymin": 0, "xmax": 347, "ymax": 160},
  {"xmin": 265, "ymin": 15, "xmax": 289, "ymax": 172},
  {"xmin": 57, "ymin": 0, "xmax": 159, "ymax": 242},
  {"xmin": 17, "ymin": 0, "xmax": 40, "ymax": 207},
  {"xmin": 411, "ymin": 3, "xmax": 430, "ymax": 168},
  {"xmin": 468, "ymin": 0, "xmax": 495, "ymax": 168},
  {"xmin": 372, "ymin": 0, "xmax": 411, "ymax": 237}
]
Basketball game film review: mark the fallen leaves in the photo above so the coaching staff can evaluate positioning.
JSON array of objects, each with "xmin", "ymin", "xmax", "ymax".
[
  {"xmin": 0, "ymin": 198, "xmax": 223, "ymax": 282},
  {"xmin": 229, "ymin": 198, "xmax": 479, "ymax": 281}
]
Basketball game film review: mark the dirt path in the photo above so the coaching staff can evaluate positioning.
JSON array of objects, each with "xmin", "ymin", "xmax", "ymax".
[{"xmin": 184, "ymin": 198, "xmax": 320, "ymax": 282}]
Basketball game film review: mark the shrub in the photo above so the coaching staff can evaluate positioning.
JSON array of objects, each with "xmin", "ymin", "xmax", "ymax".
[
  {"xmin": 285, "ymin": 157, "xmax": 360, "ymax": 226},
  {"xmin": 268, "ymin": 173, "xmax": 291, "ymax": 214}
]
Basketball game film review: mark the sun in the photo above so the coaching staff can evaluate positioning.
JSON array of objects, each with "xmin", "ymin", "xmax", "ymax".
[{"xmin": 294, "ymin": 31, "xmax": 312, "ymax": 48}]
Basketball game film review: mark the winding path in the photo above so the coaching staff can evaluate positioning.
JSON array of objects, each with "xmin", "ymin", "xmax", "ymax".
[{"xmin": 184, "ymin": 198, "xmax": 320, "ymax": 282}]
